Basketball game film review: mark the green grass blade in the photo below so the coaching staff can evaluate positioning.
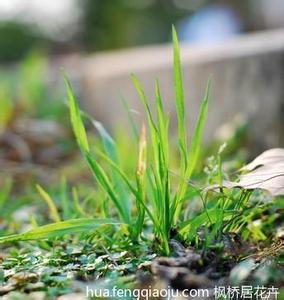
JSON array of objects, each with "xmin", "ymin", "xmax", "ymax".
[
  {"xmin": 64, "ymin": 75, "xmax": 130, "ymax": 224},
  {"xmin": 98, "ymin": 149, "xmax": 159, "ymax": 235},
  {"xmin": 155, "ymin": 80, "xmax": 170, "ymax": 169},
  {"xmin": 96, "ymin": 149, "xmax": 138, "ymax": 196},
  {"xmin": 93, "ymin": 120, "xmax": 130, "ymax": 220},
  {"xmin": 0, "ymin": 218, "xmax": 119, "ymax": 243},
  {"xmin": 131, "ymin": 74, "xmax": 158, "ymax": 135},
  {"xmin": 64, "ymin": 75, "xmax": 89, "ymax": 153},
  {"xmin": 93, "ymin": 120, "xmax": 118, "ymax": 161},
  {"xmin": 173, "ymin": 79, "xmax": 211, "ymax": 222},
  {"xmin": 120, "ymin": 94, "xmax": 139, "ymax": 140},
  {"xmin": 85, "ymin": 153, "xmax": 128, "ymax": 223},
  {"xmin": 131, "ymin": 75, "xmax": 162, "ymax": 178},
  {"xmin": 154, "ymin": 81, "xmax": 171, "ymax": 238},
  {"xmin": 172, "ymin": 26, "xmax": 187, "ymax": 171},
  {"xmin": 185, "ymin": 78, "xmax": 211, "ymax": 179},
  {"xmin": 179, "ymin": 209, "xmax": 234, "ymax": 239},
  {"xmin": 132, "ymin": 74, "xmax": 172, "ymax": 252}
]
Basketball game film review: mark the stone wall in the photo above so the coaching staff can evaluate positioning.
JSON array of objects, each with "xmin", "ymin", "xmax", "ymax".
[{"xmin": 62, "ymin": 29, "xmax": 284, "ymax": 153}]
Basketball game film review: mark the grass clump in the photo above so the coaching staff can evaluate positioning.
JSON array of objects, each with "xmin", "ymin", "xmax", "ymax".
[
  {"xmin": 0, "ymin": 27, "xmax": 210, "ymax": 255},
  {"xmin": 0, "ymin": 28, "xmax": 283, "ymax": 300},
  {"xmin": 1, "ymin": 28, "xmax": 269, "ymax": 258},
  {"xmin": 63, "ymin": 27, "xmax": 210, "ymax": 255}
]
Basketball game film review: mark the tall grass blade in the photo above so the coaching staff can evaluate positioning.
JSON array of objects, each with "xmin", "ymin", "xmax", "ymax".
[
  {"xmin": 0, "ymin": 218, "xmax": 119, "ymax": 243},
  {"xmin": 120, "ymin": 94, "xmax": 139, "ymax": 140},
  {"xmin": 173, "ymin": 79, "xmax": 210, "ymax": 222},
  {"xmin": 131, "ymin": 75, "xmax": 162, "ymax": 178},
  {"xmin": 93, "ymin": 121, "xmax": 118, "ymax": 161},
  {"xmin": 131, "ymin": 75, "xmax": 158, "ymax": 135},
  {"xmin": 64, "ymin": 76, "xmax": 89, "ymax": 153},
  {"xmin": 85, "ymin": 153, "xmax": 128, "ymax": 223},
  {"xmin": 97, "ymin": 150, "xmax": 160, "ymax": 236},
  {"xmin": 172, "ymin": 26, "xmax": 187, "ymax": 170},
  {"xmin": 64, "ymin": 75, "xmax": 130, "ymax": 224},
  {"xmin": 93, "ymin": 120, "xmax": 130, "ymax": 220},
  {"xmin": 154, "ymin": 80, "xmax": 169, "ymax": 166},
  {"xmin": 185, "ymin": 79, "xmax": 211, "ymax": 179}
]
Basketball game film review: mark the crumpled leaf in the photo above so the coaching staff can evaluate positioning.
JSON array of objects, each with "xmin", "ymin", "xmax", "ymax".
[
  {"xmin": 237, "ymin": 163, "xmax": 284, "ymax": 196},
  {"xmin": 241, "ymin": 148, "xmax": 284, "ymax": 171},
  {"xmin": 208, "ymin": 148, "xmax": 284, "ymax": 196}
]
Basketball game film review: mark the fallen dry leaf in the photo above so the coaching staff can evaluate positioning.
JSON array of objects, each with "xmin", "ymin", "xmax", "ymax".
[
  {"xmin": 208, "ymin": 148, "xmax": 284, "ymax": 196},
  {"xmin": 241, "ymin": 148, "xmax": 284, "ymax": 171}
]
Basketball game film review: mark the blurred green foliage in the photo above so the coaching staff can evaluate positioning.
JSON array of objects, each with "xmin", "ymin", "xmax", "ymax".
[
  {"xmin": 81, "ymin": 0, "xmax": 188, "ymax": 51},
  {"xmin": 0, "ymin": 51, "xmax": 67, "ymax": 122},
  {"xmin": 0, "ymin": 0, "xmax": 254, "ymax": 61},
  {"xmin": 0, "ymin": 22, "xmax": 46, "ymax": 62}
]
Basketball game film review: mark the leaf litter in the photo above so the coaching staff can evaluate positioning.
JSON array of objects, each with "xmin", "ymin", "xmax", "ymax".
[{"xmin": 208, "ymin": 148, "xmax": 284, "ymax": 196}]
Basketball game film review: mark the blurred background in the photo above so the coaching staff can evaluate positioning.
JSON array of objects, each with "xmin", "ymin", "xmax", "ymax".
[
  {"xmin": 1, "ymin": 0, "xmax": 284, "ymax": 187},
  {"xmin": 1, "ymin": 0, "xmax": 284, "ymax": 61}
]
